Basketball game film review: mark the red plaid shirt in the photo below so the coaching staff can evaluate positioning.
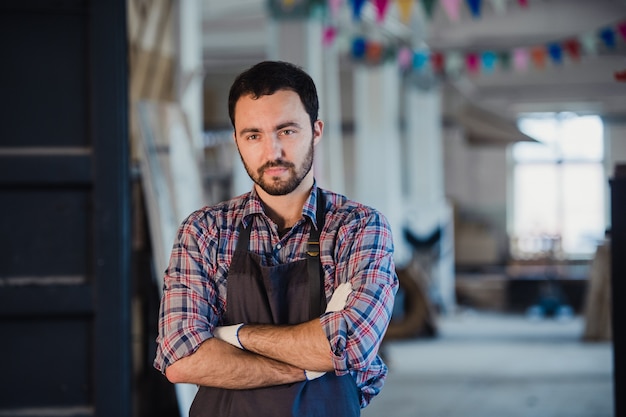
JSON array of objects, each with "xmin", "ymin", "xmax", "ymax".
[{"xmin": 154, "ymin": 183, "xmax": 398, "ymax": 407}]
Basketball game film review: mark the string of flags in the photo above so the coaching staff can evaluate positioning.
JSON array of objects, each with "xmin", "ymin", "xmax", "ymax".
[
  {"xmin": 268, "ymin": 0, "xmax": 626, "ymax": 82},
  {"xmin": 387, "ymin": 18, "xmax": 626, "ymax": 77},
  {"xmin": 269, "ymin": 0, "xmax": 533, "ymax": 23}
]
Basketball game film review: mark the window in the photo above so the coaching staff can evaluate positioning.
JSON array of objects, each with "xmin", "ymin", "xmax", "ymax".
[{"xmin": 510, "ymin": 113, "xmax": 605, "ymax": 259}]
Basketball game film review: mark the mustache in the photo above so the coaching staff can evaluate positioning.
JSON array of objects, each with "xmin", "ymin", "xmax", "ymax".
[{"xmin": 258, "ymin": 160, "xmax": 295, "ymax": 174}]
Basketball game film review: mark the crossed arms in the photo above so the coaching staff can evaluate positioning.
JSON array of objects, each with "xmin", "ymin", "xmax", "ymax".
[
  {"xmin": 165, "ymin": 283, "xmax": 352, "ymax": 389},
  {"xmin": 165, "ymin": 319, "xmax": 332, "ymax": 389}
]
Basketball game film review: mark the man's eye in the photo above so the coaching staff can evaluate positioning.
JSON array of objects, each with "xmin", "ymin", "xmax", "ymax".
[
  {"xmin": 247, "ymin": 134, "xmax": 259, "ymax": 140},
  {"xmin": 280, "ymin": 129, "xmax": 295, "ymax": 136}
]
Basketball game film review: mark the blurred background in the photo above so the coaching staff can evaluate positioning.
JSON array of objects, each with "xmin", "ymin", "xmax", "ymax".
[{"xmin": 1, "ymin": 0, "xmax": 625, "ymax": 416}]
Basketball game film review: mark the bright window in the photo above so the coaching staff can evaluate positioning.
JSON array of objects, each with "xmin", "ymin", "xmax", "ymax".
[{"xmin": 511, "ymin": 113, "xmax": 605, "ymax": 259}]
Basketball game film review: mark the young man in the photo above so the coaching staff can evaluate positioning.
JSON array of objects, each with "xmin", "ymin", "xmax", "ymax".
[{"xmin": 154, "ymin": 61, "xmax": 398, "ymax": 416}]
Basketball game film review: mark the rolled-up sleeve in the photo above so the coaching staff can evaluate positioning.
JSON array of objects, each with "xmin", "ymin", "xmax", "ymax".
[
  {"xmin": 320, "ymin": 209, "xmax": 398, "ymax": 376},
  {"xmin": 153, "ymin": 212, "xmax": 221, "ymax": 373}
]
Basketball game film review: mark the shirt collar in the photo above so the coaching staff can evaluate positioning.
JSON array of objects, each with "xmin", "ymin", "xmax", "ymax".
[{"xmin": 242, "ymin": 181, "xmax": 321, "ymax": 230}]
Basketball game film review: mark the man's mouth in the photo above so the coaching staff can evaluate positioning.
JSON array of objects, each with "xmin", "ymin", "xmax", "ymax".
[
  {"xmin": 264, "ymin": 166, "xmax": 288, "ymax": 176},
  {"xmin": 260, "ymin": 162, "xmax": 292, "ymax": 177}
]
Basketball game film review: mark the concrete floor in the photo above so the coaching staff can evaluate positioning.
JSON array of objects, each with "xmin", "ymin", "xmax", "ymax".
[{"xmin": 363, "ymin": 311, "xmax": 613, "ymax": 417}]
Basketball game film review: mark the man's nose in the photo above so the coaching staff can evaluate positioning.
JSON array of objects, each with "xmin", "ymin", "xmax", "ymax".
[{"xmin": 265, "ymin": 135, "xmax": 283, "ymax": 159}]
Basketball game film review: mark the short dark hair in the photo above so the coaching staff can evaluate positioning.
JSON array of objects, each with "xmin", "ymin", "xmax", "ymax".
[{"xmin": 228, "ymin": 61, "xmax": 319, "ymax": 130}]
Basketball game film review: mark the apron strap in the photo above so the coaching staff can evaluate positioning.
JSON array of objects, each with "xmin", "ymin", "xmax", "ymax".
[{"xmin": 307, "ymin": 189, "xmax": 326, "ymax": 319}]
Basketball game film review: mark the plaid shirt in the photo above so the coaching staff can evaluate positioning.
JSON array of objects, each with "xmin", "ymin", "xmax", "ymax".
[{"xmin": 154, "ymin": 183, "xmax": 398, "ymax": 407}]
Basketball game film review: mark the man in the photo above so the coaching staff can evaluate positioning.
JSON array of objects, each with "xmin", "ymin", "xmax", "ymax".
[{"xmin": 154, "ymin": 60, "xmax": 398, "ymax": 416}]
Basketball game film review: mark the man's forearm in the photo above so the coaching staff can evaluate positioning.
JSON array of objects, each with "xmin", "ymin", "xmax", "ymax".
[
  {"xmin": 238, "ymin": 319, "xmax": 335, "ymax": 372},
  {"xmin": 165, "ymin": 337, "xmax": 305, "ymax": 389}
]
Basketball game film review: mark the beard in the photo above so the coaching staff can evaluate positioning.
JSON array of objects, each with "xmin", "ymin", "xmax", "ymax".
[{"xmin": 241, "ymin": 138, "xmax": 314, "ymax": 196}]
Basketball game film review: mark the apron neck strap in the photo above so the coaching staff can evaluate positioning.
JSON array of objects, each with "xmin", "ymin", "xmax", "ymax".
[{"xmin": 307, "ymin": 189, "xmax": 326, "ymax": 318}]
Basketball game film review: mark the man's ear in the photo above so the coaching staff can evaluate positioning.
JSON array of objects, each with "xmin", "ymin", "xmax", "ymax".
[{"xmin": 313, "ymin": 119, "xmax": 324, "ymax": 146}]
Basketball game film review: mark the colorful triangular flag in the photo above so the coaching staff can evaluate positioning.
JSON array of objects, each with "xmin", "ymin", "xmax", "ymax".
[
  {"xmin": 396, "ymin": 0, "xmax": 416, "ymax": 23},
  {"xmin": 467, "ymin": 0, "xmax": 482, "ymax": 19},
  {"xmin": 513, "ymin": 48, "xmax": 529, "ymax": 71},
  {"xmin": 617, "ymin": 21, "xmax": 626, "ymax": 41},
  {"xmin": 563, "ymin": 38, "xmax": 581, "ymax": 61},
  {"xmin": 421, "ymin": 0, "xmax": 436, "ymax": 20},
  {"xmin": 489, "ymin": 0, "xmax": 507, "ymax": 15},
  {"xmin": 351, "ymin": 0, "xmax": 367, "ymax": 21},
  {"xmin": 599, "ymin": 27, "xmax": 616, "ymax": 49},
  {"xmin": 482, "ymin": 51, "xmax": 497, "ymax": 73},
  {"xmin": 530, "ymin": 46, "xmax": 547, "ymax": 69},
  {"xmin": 547, "ymin": 43, "xmax": 563, "ymax": 65},
  {"xmin": 466, "ymin": 52, "xmax": 480, "ymax": 74},
  {"xmin": 441, "ymin": 0, "xmax": 462, "ymax": 22},
  {"xmin": 373, "ymin": 0, "xmax": 391, "ymax": 23}
]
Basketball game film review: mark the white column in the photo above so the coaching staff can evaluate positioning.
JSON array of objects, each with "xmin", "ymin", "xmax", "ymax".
[
  {"xmin": 319, "ymin": 40, "xmax": 345, "ymax": 194},
  {"xmin": 353, "ymin": 62, "xmax": 408, "ymax": 266},
  {"xmin": 406, "ymin": 87, "xmax": 444, "ymax": 208},
  {"xmin": 175, "ymin": 0, "xmax": 204, "ymax": 152},
  {"xmin": 173, "ymin": 2, "xmax": 205, "ymax": 412},
  {"xmin": 405, "ymin": 85, "xmax": 456, "ymax": 313}
]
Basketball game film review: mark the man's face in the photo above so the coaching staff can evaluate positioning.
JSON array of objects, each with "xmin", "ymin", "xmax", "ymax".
[{"xmin": 233, "ymin": 89, "xmax": 323, "ymax": 196}]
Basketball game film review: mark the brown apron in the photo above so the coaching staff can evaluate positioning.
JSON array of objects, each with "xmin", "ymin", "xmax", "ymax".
[{"xmin": 189, "ymin": 192, "xmax": 361, "ymax": 417}]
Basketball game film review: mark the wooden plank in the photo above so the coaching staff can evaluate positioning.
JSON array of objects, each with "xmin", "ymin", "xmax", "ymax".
[
  {"xmin": 582, "ymin": 241, "xmax": 612, "ymax": 340},
  {"xmin": 0, "ymin": 153, "xmax": 91, "ymax": 185},
  {"xmin": 0, "ymin": 283, "xmax": 93, "ymax": 316}
]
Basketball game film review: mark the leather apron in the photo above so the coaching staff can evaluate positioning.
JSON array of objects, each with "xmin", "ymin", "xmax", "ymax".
[{"xmin": 189, "ymin": 192, "xmax": 361, "ymax": 417}]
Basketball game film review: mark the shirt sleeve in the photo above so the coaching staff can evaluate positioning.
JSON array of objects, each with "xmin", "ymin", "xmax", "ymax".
[
  {"xmin": 320, "ymin": 208, "xmax": 398, "ymax": 376},
  {"xmin": 153, "ymin": 212, "xmax": 221, "ymax": 373}
]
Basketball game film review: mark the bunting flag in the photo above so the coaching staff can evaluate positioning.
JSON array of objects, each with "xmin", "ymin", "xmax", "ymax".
[
  {"xmin": 421, "ymin": 0, "xmax": 436, "ymax": 19},
  {"xmin": 397, "ymin": 0, "xmax": 416, "ymax": 23},
  {"xmin": 414, "ymin": 49, "xmax": 430, "ymax": 69},
  {"xmin": 441, "ymin": 0, "xmax": 462, "ymax": 22},
  {"xmin": 482, "ymin": 50, "xmax": 497, "ymax": 73},
  {"xmin": 431, "ymin": 51, "xmax": 445, "ymax": 73},
  {"xmin": 513, "ymin": 48, "xmax": 529, "ymax": 71},
  {"xmin": 466, "ymin": 0, "xmax": 482, "ymax": 19},
  {"xmin": 580, "ymin": 32, "xmax": 597, "ymax": 55},
  {"xmin": 373, "ymin": 0, "xmax": 391, "ymax": 23},
  {"xmin": 351, "ymin": 17, "xmax": 626, "ymax": 83},
  {"xmin": 563, "ymin": 38, "xmax": 581, "ymax": 61},
  {"xmin": 271, "ymin": 0, "xmax": 535, "ymax": 22},
  {"xmin": 367, "ymin": 40, "xmax": 384, "ymax": 62},
  {"xmin": 465, "ymin": 53, "xmax": 479, "ymax": 74},
  {"xmin": 398, "ymin": 46, "xmax": 413, "ymax": 69},
  {"xmin": 618, "ymin": 21, "xmax": 626, "ymax": 41},
  {"xmin": 446, "ymin": 51, "xmax": 464, "ymax": 76},
  {"xmin": 599, "ymin": 27, "xmax": 616, "ymax": 49},
  {"xmin": 327, "ymin": 0, "xmax": 342, "ymax": 19},
  {"xmin": 547, "ymin": 43, "xmax": 563, "ymax": 65},
  {"xmin": 323, "ymin": 26, "xmax": 338, "ymax": 46},
  {"xmin": 352, "ymin": 37, "xmax": 367, "ymax": 58},
  {"xmin": 498, "ymin": 51, "xmax": 511, "ymax": 70},
  {"xmin": 352, "ymin": 0, "xmax": 367, "ymax": 20},
  {"xmin": 489, "ymin": 0, "xmax": 507, "ymax": 15}
]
